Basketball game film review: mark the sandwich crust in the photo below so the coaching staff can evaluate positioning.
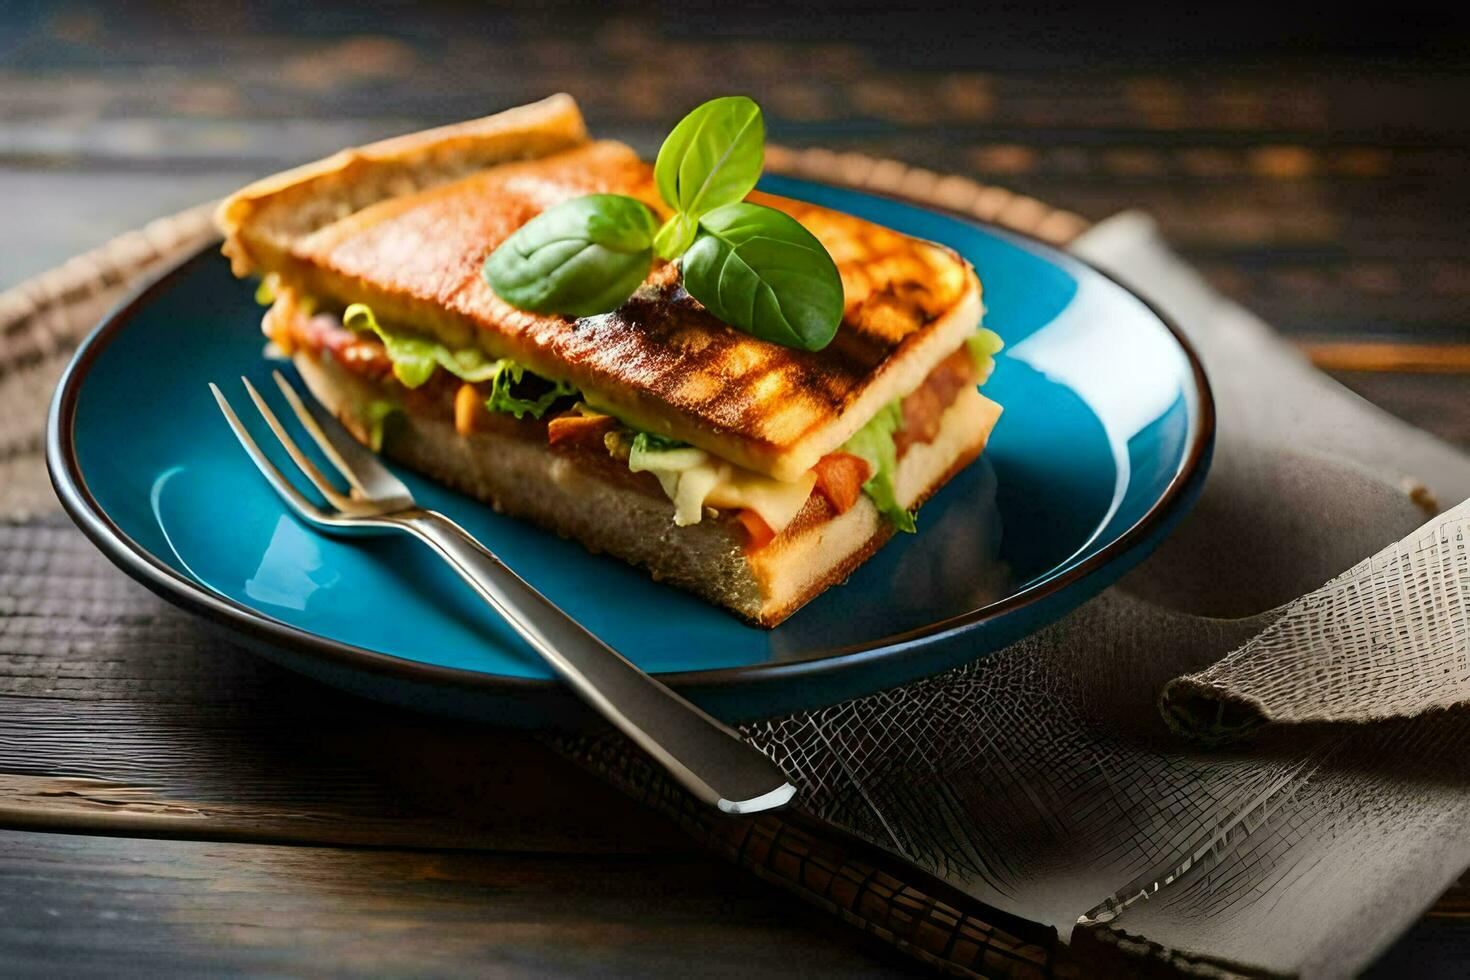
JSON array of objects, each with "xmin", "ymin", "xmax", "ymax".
[
  {"xmin": 219, "ymin": 96, "xmax": 984, "ymax": 482},
  {"xmin": 218, "ymin": 93, "xmax": 589, "ymax": 279}
]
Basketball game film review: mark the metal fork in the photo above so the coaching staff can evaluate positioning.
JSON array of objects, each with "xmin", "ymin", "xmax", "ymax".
[{"xmin": 209, "ymin": 370, "xmax": 796, "ymax": 814}]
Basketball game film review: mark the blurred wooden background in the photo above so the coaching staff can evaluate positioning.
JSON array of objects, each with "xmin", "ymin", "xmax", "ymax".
[{"xmin": 1, "ymin": 2, "xmax": 1467, "ymax": 976}]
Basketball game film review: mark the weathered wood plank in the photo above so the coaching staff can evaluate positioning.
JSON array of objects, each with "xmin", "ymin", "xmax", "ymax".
[
  {"xmin": 0, "ymin": 517, "xmax": 697, "ymax": 854},
  {"xmin": 3, "ymin": 16, "xmax": 1465, "ymax": 345},
  {"xmin": 0, "ymin": 696, "xmax": 686, "ymax": 854},
  {"xmin": 2, "ymin": 26, "xmax": 1466, "ymax": 136},
  {"xmin": 1308, "ymin": 344, "xmax": 1470, "ymax": 374},
  {"xmin": 0, "ymin": 827, "xmax": 922, "ymax": 978}
]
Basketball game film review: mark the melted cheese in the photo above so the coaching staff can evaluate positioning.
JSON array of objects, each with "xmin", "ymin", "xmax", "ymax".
[
  {"xmin": 631, "ymin": 446, "xmax": 817, "ymax": 532},
  {"xmin": 706, "ymin": 465, "xmax": 818, "ymax": 532}
]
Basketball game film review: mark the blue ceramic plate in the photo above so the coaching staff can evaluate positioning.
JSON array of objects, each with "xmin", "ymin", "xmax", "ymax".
[{"xmin": 48, "ymin": 176, "xmax": 1212, "ymax": 724}]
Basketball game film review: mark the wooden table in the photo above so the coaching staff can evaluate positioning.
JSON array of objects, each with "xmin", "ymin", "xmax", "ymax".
[{"xmin": 2, "ymin": 5, "xmax": 1466, "ymax": 975}]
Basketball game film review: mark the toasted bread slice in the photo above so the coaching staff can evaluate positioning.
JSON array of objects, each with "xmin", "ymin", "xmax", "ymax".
[
  {"xmin": 218, "ymin": 96, "xmax": 983, "ymax": 482},
  {"xmin": 217, "ymin": 93, "xmax": 590, "ymax": 280},
  {"xmin": 292, "ymin": 342, "xmax": 1001, "ymax": 626}
]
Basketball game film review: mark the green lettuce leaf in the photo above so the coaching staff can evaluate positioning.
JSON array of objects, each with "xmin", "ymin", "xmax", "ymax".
[
  {"xmin": 483, "ymin": 360, "xmax": 579, "ymax": 420},
  {"xmin": 254, "ymin": 273, "xmax": 279, "ymax": 307},
  {"xmin": 630, "ymin": 430, "xmax": 688, "ymax": 453},
  {"xmin": 364, "ymin": 400, "xmax": 399, "ymax": 452},
  {"xmin": 627, "ymin": 430, "xmax": 707, "ymax": 472},
  {"xmin": 343, "ymin": 303, "xmax": 578, "ymax": 419},
  {"xmin": 837, "ymin": 328, "xmax": 1001, "ymax": 532},
  {"xmin": 343, "ymin": 303, "xmax": 503, "ymax": 388},
  {"xmin": 966, "ymin": 327, "xmax": 1004, "ymax": 382},
  {"xmin": 841, "ymin": 399, "xmax": 915, "ymax": 533}
]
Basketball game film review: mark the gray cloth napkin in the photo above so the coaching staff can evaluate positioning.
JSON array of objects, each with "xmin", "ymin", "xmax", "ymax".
[
  {"xmin": 1074, "ymin": 214, "xmax": 1470, "ymax": 738},
  {"xmin": 722, "ymin": 213, "xmax": 1470, "ymax": 976},
  {"xmin": 4, "ymin": 201, "xmax": 1469, "ymax": 978}
]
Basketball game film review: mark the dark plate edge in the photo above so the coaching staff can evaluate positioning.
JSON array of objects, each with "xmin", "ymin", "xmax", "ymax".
[{"xmin": 45, "ymin": 194, "xmax": 1216, "ymax": 696}]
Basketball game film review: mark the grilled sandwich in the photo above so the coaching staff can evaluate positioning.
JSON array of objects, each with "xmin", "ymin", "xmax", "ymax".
[{"xmin": 216, "ymin": 94, "xmax": 1003, "ymax": 626}]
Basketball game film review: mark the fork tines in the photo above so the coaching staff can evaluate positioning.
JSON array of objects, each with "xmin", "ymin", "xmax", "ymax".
[{"xmin": 209, "ymin": 372, "xmax": 412, "ymax": 520}]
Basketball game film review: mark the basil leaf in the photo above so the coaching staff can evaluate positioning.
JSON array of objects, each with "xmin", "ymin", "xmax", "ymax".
[
  {"xmin": 483, "ymin": 194, "xmax": 657, "ymax": 317},
  {"xmin": 654, "ymin": 96, "xmax": 764, "ymax": 227},
  {"xmin": 652, "ymin": 212, "xmax": 699, "ymax": 262},
  {"xmin": 681, "ymin": 202, "xmax": 844, "ymax": 351}
]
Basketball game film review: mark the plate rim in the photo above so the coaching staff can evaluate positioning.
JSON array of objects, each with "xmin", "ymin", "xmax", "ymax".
[{"xmin": 46, "ymin": 185, "xmax": 1215, "ymax": 694}]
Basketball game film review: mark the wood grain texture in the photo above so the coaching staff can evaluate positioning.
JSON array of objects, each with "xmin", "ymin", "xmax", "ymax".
[
  {"xmin": 0, "ymin": 828, "xmax": 925, "ymax": 978},
  {"xmin": 0, "ymin": 518, "xmax": 682, "ymax": 854},
  {"xmin": 1308, "ymin": 343, "xmax": 1470, "ymax": 374}
]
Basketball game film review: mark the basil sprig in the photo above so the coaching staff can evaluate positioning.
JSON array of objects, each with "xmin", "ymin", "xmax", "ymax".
[
  {"xmin": 652, "ymin": 95, "xmax": 764, "ymax": 258},
  {"xmin": 481, "ymin": 96, "xmax": 843, "ymax": 352}
]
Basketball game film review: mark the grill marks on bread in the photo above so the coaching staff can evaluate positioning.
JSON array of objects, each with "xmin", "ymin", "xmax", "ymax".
[{"xmin": 282, "ymin": 142, "xmax": 979, "ymax": 478}]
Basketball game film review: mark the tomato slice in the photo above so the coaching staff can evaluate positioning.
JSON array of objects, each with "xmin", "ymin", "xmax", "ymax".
[
  {"xmin": 812, "ymin": 452, "xmax": 870, "ymax": 514},
  {"xmin": 736, "ymin": 508, "xmax": 776, "ymax": 553}
]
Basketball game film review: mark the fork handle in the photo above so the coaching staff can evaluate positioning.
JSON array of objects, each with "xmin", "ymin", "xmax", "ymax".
[{"xmin": 395, "ymin": 508, "xmax": 796, "ymax": 814}]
